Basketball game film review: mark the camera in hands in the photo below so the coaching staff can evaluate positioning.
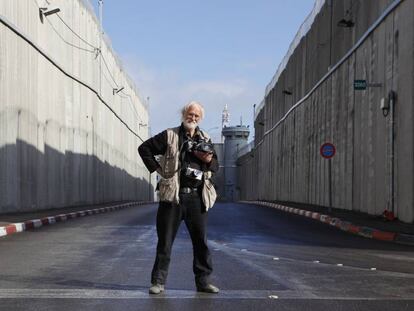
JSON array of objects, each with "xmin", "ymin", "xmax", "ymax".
[
  {"xmin": 185, "ymin": 167, "xmax": 203, "ymax": 180},
  {"xmin": 185, "ymin": 140, "xmax": 214, "ymax": 154}
]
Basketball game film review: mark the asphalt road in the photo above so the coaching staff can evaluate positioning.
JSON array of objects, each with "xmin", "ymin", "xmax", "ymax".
[{"xmin": 0, "ymin": 202, "xmax": 413, "ymax": 311}]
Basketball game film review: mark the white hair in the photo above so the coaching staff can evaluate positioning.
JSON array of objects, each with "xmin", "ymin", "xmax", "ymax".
[{"xmin": 181, "ymin": 101, "xmax": 204, "ymax": 121}]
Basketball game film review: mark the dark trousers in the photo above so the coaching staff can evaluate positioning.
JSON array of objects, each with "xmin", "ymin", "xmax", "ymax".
[{"xmin": 151, "ymin": 192, "xmax": 213, "ymax": 287}]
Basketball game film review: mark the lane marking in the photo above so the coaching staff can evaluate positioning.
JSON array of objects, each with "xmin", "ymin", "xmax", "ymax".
[
  {"xmin": 0, "ymin": 289, "xmax": 277, "ymax": 299},
  {"xmin": 374, "ymin": 254, "xmax": 414, "ymax": 262},
  {"xmin": 210, "ymin": 240, "xmax": 414, "ymax": 277},
  {"xmin": 209, "ymin": 241, "xmax": 316, "ymax": 295},
  {"xmin": 0, "ymin": 289, "xmax": 413, "ymax": 300}
]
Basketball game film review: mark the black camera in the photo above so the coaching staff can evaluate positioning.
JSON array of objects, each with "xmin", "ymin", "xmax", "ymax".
[
  {"xmin": 184, "ymin": 167, "xmax": 203, "ymax": 180},
  {"xmin": 194, "ymin": 141, "xmax": 214, "ymax": 153},
  {"xmin": 185, "ymin": 140, "xmax": 214, "ymax": 154}
]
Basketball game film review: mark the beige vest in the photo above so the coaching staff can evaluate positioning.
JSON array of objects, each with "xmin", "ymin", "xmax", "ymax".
[{"xmin": 157, "ymin": 126, "xmax": 217, "ymax": 210}]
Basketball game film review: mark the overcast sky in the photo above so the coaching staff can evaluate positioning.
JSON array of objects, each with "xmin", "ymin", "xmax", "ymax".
[{"xmin": 91, "ymin": 0, "xmax": 315, "ymax": 142}]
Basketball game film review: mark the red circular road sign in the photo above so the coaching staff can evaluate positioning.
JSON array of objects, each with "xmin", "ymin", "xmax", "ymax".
[{"xmin": 320, "ymin": 143, "xmax": 336, "ymax": 159}]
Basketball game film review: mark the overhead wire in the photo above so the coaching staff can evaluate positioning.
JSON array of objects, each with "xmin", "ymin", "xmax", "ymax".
[
  {"xmin": 119, "ymin": 92, "xmax": 143, "ymax": 123},
  {"xmin": 99, "ymin": 61, "xmax": 143, "ymax": 124},
  {"xmin": 44, "ymin": 15, "xmax": 96, "ymax": 53},
  {"xmin": 100, "ymin": 51, "xmax": 119, "ymax": 87},
  {"xmin": 0, "ymin": 9, "xmax": 143, "ymax": 142},
  {"xmin": 28, "ymin": 0, "xmax": 145, "ymax": 138},
  {"xmin": 99, "ymin": 59, "xmax": 143, "ymax": 124},
  {"xmin": 98, "ymin": 52, "xmax": 142, "ymax": 123},
  {"xmin": 96, "ymin": 43, "xmax": 144, "ymax": 124},
  {"xmin": 254, "ymin": 0, "xmax": 403, "ymax": 150},
  {"xmin": 32, "ymin": 0, "xmax": 96, "ymax": 53},
  {"xmin": 55, "ymin": 13, "xmax": 97, "ymax": 50}
]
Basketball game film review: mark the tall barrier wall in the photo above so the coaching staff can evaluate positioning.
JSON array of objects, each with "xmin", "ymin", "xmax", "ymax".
[
  {"xmin": 0, "ymin": 0, "xmax": 153, "ymax": 213},
  {"xmin": 238, "ymin": 0, "xmax": 414, "ymax": 223}
]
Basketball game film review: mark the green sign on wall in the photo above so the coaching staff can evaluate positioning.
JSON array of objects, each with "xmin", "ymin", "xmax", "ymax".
[{"xmin": 354, "ymin": 80, "xmax": 367, "ymax": 90}]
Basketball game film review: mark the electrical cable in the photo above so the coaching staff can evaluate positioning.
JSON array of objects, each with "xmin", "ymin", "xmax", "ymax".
[
  {"xmin": 100, "ymin": 52, "xmax": 119, "ymax": 87},
  {"xmin": 0, "ymin": 13, "xmax": 144, "ymax": 142},
  {"xmin": 100, "ymin": 69, "xmax": 143, "ymax": 124},
  {"xmin": 30, "ymin": 0, "xmax": 146, "ymax": 136},
  {"xmin": 55, "ymin": 14, "xmax": 97, "ymax": 49},
  {"xmin": 44, "ymin": 15, "xmax": 96, "ymax": 53},
  {"xmin": 255, "ymin": 0, "xmax": 403, "ymax": 150},
  {"xmin": 32, "ymin": 0, "xmax": 96, "ymax": 53},
  {"xmin": 102, "ymin": 70, "xmax": 116, "ymax": 89},
  {"xmin": 119, "ymin": 92, "xmax": 143, "ymax": 122},
  {"xmin": 101, "ymin": 70, "xmax": 143, "ymax": 126},
  {"xmin": 35, "ymin": 0, "xmax": 144, "ymax": 125}
]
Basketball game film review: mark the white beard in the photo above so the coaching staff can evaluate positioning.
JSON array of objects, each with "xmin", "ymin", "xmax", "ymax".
[{"xmin": 183, "ymin": 120, "xmax": 198, "ymax": 130}]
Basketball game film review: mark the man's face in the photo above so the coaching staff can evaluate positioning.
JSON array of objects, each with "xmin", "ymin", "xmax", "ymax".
[{"xmin": 183, "ymin": 106, "xmax": 202, "ymax": 130}]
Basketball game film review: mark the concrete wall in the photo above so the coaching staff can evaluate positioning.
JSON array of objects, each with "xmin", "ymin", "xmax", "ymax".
[
  {"xmin": 239, "ymin": 0, "xmax": 414, "ymax": 223},
  {"xmin": 0, "ymin": 0, "xmax": 153, "ymax": 213},
  {"xmin": 212, "ymin": 143, "xmax": 225, "ymax": 201}
]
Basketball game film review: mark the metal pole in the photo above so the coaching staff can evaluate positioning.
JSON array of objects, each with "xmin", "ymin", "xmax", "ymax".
[
  {"xmin": 389, "ymin": 90, "xmax": 395, "ymax": 214},
  {"xmin": 328, "ymin": 159, "xmax": 332, "ymax": 213},
  {"xmin": 329, "ymin": 0, "xmax": 333, "ymax": 69},
  {"xmin": 97, "ymin": 0, "xmax": 103, "ymax": 203},
  {"xmin": 146, "ymin": 96, "xmax": 151, "ymax": 201},
  {"xmin": 98, "ymin": 0, "xmax": 103, "ymax": 96}
]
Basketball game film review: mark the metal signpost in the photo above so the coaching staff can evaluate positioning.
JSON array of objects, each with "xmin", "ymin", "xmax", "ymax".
[{"xmin": 320, "ymin": 143, "xmax": 336, "ymax": 213}]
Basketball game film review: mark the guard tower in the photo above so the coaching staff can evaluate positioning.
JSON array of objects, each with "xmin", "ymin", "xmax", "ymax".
[
  {"xmin": 221, "ymin": 104, "xmax": 230, "ymax": 143},
  {"xmin": 222, "ymin": 124, "xmax": 250, "ymax": 201}
]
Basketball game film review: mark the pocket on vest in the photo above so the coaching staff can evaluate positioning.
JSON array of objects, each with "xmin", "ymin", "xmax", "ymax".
[
  {"xmin": 158, "ymin": 178, "xmax": 176, "ymax": 202},
  {"xmin": 163, "ymin": 152, "xmax": 178, "ymax": 177}
]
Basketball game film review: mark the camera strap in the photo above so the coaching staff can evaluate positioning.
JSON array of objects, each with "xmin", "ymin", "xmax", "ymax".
[{"xmin": 179, "ymin": 138, "xmax": 194, "ymax": 174}]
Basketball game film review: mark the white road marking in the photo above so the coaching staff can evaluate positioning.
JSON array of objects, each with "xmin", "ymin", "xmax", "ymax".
[
  {"xmin": 0, "ymin": 289, "xmax": 274, "ymax": 299},
  {"xmin": 0, "ymin": 289, "xmax": 413, "ymax": 300},
  {"xmin": 374, "ymin": 254, "xmax": 414, "ymax": 262},
  {"xmin": 209, "ymin": 240, "xmax": 414, "ymax": 278}
]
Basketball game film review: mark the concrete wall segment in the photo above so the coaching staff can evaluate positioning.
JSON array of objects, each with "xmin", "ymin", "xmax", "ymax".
[
  {"xmin": 0, "ymin": 0, "xmax": 153, "ymax": 212},
  {"xmin": 239, "ymin": 0, "xmax": 413, "ymax": 223},
  {"xmin": 393, "ymin": 0, "xmax": 414, "ymax": 222}
]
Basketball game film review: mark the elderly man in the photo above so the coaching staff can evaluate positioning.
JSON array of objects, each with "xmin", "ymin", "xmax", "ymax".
[{"xmin": 138, "ymin": 101, "xmax": 219, "ymax": 295}]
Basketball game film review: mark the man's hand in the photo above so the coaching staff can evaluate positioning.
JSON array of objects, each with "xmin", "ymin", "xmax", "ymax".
[{"xmin": 193, "ymin": 151, "xmax": 213, "ymax": 163}]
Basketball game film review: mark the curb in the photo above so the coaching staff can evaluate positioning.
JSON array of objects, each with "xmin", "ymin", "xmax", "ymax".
[
  {"xmin": 0, "ymin": 201, "xmax": 152, "ymax": 238},
  {"xmin": 240, "ymin": 201, "xmax": 414, "ymax": 246}
]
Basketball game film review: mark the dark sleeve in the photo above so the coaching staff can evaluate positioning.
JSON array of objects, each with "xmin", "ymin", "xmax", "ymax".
[
  {"xmin": 138, "ymin": 130, "xmax": 168, "ymax": 173},
  {"xmin": 205, "ymin": 137, "xmax": 219, "ymax": 173},
  {"xmin": 208, "ymin": 155, "xmax": 219, "ymax": 173}
]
